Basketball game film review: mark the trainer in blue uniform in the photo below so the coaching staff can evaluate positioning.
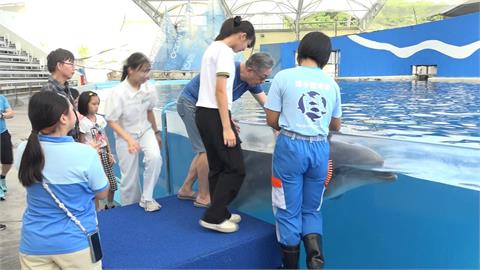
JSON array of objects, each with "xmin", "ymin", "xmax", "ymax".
[
  {"xmin": 176, "ymin": 52, "xmax": 274, "ymax": 208},
  {"xmin": 265, "ymin": 32, "xmax": 342, "ymax": 269},
  {"xmin": 15, "ymin": 91, "xmax": 109, "ymax": 269}
]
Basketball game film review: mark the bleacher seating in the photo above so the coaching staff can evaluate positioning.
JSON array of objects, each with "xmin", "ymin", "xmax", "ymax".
[{"xmin": 0, "ymin": 36, "xmax": 48, "ymax": 96}]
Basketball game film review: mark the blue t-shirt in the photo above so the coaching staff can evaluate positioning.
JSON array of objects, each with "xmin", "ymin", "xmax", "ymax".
[
  {"xmin": 15, "ymin": 135, "xmax": 109, "ymax": 255},
  {"xmin": 180, "ymin": 62, "xmax": 263, "ymax": 104},
  {"xmin": 0, "ymin": 95, "xmax": 11, "ymax": 133},
  {"xmin": 265, "ymin": 66, "xmax": 342, "ymax": 137}
]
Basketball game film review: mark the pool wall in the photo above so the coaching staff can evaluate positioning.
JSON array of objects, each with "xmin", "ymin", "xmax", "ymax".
[
  {"xmin": 262, "ymin": 12, "xmax": 480, "ymax": 78},
  {"xmin": 163, "ymin": 111, "xmax": 480, "ymax": 268}
]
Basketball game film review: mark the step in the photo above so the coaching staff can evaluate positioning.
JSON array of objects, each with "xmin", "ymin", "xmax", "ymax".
[{"xmin": 98, "ymin": 195, "xmax": 281, "ymax": 269}]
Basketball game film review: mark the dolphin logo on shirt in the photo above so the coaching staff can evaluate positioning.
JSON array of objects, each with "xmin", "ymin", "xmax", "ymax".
[{"xmin": 297, "ymin": 91, "xmax": 327, "ymax": 122}]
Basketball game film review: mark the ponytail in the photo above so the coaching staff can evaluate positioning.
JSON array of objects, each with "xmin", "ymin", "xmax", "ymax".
[
  {"xmin": 18, "ymin": 131, "xmax": 44, "ymax": 187},
  {"xmin": 18, "ymin": 92, "xmax": 69, "ymax": 187},
  {"xmin": 215, "ymin": 16, "xmax": 256, "ymax": 48},
  {"xmin": 121, "ymin": 65, "xmax": 129, "ymax": 81},
  {"xmin": 121, "ymin": 52, "xmax": 151, "ymax": 82}
]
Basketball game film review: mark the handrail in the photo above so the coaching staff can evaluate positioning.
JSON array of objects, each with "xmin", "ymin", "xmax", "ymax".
[{"xmin": 160, "ymin": 100, "xmax": 178, "ymax": 195}]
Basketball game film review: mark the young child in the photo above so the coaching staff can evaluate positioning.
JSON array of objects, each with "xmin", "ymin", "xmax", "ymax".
[
  {"xmin": 195, "ymin": 16, "xmax": 255, "ymax": 233},
  {"xmin": 265, "ymin": 32, "xmax": 342, "ymax": 269},
  {"xmin": 78, "ymin": 91, "xmax": 117, "ymax": 210}
]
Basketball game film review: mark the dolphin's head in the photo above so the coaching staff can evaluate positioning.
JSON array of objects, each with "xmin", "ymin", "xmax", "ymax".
[
  {"xmin": 324, "ymin": 137, "xmax": 397, "ymax": 200},
  {"xmin": 330, "ymin": 138, "xmax": 385, "ymax": 169},
  {"xmin": 324, "ymin": 167, "xmax": 397, "ymax": 200}
]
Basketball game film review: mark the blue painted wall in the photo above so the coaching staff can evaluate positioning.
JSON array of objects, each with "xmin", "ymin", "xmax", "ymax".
[{"xmin": 261, "ymin": 13, "xmax": 480, "ymax": 77}]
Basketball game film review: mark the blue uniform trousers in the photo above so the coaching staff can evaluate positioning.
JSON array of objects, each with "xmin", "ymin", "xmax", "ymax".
[{"xmin": 272, "ymin": 133, "xmax": 330, "ymax": 246}]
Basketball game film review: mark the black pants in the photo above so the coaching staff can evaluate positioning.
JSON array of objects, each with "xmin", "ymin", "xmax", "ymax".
[
  {"xmin": 195, "ymin": 107, "xmax": 246, "ymax": 224},
  {"xmin": 0, "ymin": 130, "xmax": 13, "ymax": 164}
]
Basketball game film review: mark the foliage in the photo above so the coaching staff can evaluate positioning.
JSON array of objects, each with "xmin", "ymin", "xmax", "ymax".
[
  {"xmin": 366, "ymin": 0, "xmax": 449, "ymax": 30},
  {"xmin": 283, "ymin": 0, "xmax": 451, "ymax": 31}
]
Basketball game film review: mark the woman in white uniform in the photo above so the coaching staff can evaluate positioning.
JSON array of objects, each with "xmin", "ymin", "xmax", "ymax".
[{"xmin": 105, "ymin": 52, "xmax": 162, "ymax": 212}]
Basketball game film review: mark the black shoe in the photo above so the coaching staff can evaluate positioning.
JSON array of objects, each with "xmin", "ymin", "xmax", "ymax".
[
  {"xmin": 280, "ymin": 243, "xmax": 300, "ymax": 269},
  {"xmin": 303, "ymin": 234, "xmax": 324, "ymax": 269},
  {"xmin": 0, "ymin": 224, "xmax": 6, "ymax": 231}
]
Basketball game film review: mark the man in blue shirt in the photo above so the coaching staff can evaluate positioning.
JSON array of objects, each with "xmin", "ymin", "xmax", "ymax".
[
  {"xmin": 265, "ymin": 32, "xmax": 342, "ymax": 269},
  {"xmin": 0, "ymin": 95, "xmax": 14, "ymax": 200},
  {"xmin": 176, "ymin": 52, "xmax": 274, "ymax": 208}
]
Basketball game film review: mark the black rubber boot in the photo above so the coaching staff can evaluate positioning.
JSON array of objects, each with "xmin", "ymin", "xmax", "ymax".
[
  {"xmin": 280, "ymin": 243, "xmax": 300, "ymax": 269},
  {"xmin": 303, "ymin": 234, "xmax": 325, "ymax": 269}
]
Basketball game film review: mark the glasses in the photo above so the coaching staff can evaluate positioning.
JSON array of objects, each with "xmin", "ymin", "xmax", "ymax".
[
  {"xmin": 61, "ymin": 61, "xmax": 75, "ymax": 67},
  {"xmin": 253, "ymin": 70, "xmax": 269, "ymax": 81}
]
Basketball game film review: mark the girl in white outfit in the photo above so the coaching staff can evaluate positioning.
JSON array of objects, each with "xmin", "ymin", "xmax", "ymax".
[{"xmin": 105, "ymin": 53, "xmax": 162, "ymax": 212}]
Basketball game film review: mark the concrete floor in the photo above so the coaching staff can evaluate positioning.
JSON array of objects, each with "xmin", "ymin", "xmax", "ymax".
[{"xmin": 0, "ymin": 98, "xmax": 31, "ymax": 270}]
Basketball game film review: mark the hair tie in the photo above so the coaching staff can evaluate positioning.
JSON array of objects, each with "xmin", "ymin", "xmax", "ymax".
[{"xmin": 233, "ymin": 16, "xmax": 242, "ymax": 27}]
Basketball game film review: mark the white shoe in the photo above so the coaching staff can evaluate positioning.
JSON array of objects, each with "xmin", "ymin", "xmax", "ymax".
[
  {"xmin": 139, "ymin": 199, "xmax": 161, "ymax": 212},
  {"xmin": 229, "ymin": 214, "xmax": 241, "ymax": 223},
  {"xmin": 199, "ymin": 219, "xmax": 239, "ymax": 233}
]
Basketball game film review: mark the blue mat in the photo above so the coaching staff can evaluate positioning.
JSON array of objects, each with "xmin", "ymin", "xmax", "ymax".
[{"xmin": 98, "ymin": 196, "xmax": 281, "ymax": 269}]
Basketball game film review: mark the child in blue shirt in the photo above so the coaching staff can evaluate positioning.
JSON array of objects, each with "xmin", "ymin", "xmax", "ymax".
[
  {"xmin": 16, "ymin": 91, "xmax": 109, "ymax": 269},
  {"xmin": 265, "ymin": 31, "xmax": 342, "ymax": 269},
  {"xmin": 0, "ymin": 95, "xmax": 14, "ymax": 200}
]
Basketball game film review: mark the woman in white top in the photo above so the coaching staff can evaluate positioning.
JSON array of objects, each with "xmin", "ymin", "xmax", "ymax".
[
  {"xmin": 105, "ymin": 53, "xmax": 162, "ymax": 212},
  {"xmin": 195, "ymin": 16, "xmax": 255, "ymax": 233}
]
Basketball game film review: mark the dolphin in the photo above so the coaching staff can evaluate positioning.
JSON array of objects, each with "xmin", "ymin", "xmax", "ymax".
[
  {"xmin": 325, "ymin": 136, "xmax": 397, "ymax": 199},
  {"xmin": 233, "ymin": 135, "xmax": 397, "ymax": 210}
]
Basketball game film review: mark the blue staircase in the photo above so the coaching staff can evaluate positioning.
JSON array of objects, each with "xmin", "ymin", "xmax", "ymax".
[{"xmin": 98, "ymin": 195, "xmax": 282, "ymax": 269}]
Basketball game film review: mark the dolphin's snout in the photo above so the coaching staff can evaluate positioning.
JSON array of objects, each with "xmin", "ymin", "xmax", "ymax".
[{"xmin": 372, "ymin": 171, "xmax": 397, "ymax": 181}]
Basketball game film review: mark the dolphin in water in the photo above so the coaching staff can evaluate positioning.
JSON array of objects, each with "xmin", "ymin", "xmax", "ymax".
[
  {"xmin": 233, "ymin": 135, "xmax": 397, "ymax": 209},
  {"xmin": 325, "ymin": 136, "xmax": 397, "ymax": 199}
]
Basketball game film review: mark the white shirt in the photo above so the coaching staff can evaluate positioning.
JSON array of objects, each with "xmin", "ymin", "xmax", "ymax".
[
  {"xmin": 196, "ymin": 41, "xmax": 235, "ymax": 110},
  {"xmin": 79, "ymin": 114, "xmax": 108, "ymax": 148},
  {"xmin": 104, "ymin": 79, "xmax": 157, "ymax": 137}
]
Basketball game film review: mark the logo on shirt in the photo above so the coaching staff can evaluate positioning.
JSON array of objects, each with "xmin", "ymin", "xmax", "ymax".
[{"xmin": 297, "ymin": 91, "xmax": 327, "ymax": 122}]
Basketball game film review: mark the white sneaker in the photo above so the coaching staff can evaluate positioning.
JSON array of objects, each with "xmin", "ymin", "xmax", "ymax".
[
  {"xmin": 139, "ymin": 199, "xmax": 161, "ymax": 212},
  {"xmin": 199, "ymin": 219, "xmax": 239, "ymax": 233},
  {"xmin": 229, "ymin": 214, "xmax": 241, "ymax": 223}
]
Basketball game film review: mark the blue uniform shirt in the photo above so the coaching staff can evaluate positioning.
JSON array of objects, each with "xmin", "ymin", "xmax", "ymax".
[
  {"xmin": 180, "ymin": 62, "xmax": 263, "ymax": 104},
  {"xmin": 265, "ymin": 66, "xmax": 342, "ymax": 137},
  {"xmin": 15, "ymin": 135, "xmax": 109, "ymax": 255},
  {"xmin": 0, "ymin": 95, "xmax": 11, "ymax": 133}
]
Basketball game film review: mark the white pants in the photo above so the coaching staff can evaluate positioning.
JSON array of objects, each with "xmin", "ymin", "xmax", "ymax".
[{"xmin": 116, "ymin": 129, "xmax": 162, "ymax": 205}]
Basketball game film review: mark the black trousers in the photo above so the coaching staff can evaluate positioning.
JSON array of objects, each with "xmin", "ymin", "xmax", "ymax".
[{"xmin": 195, "ymin": 107, "xmax": 246, "ymax": 224}]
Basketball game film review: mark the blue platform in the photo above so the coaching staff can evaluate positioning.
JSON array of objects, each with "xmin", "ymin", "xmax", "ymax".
[{"xmin": 98, "ymin": 196, "xmax": 282, "ymax": 269}]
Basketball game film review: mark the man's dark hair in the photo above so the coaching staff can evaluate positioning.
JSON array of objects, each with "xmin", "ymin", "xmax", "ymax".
[
  {"xmin": 297, "ymin": 32, "xmax": 332, "ymax": 68},
  {"xmin": 46, "ymin": 48, "xmax": 75, "ymax": 73},
  {"xmin": 70, "ymin": 88, "xmax": 79, "ymax": 100}
]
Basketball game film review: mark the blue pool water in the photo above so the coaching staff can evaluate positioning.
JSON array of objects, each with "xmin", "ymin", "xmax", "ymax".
[{"xmin": 143, "ymin": 80, "xmax": 480, "ymax": 148}]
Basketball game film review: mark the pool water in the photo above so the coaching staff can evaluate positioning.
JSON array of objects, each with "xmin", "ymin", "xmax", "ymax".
[{"xmin": 153, "ymin": 81, "xmax": 480, "ymax": 148}]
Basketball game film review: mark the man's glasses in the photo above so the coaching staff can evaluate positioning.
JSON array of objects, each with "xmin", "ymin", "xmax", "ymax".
[
  {"xmin": 61, "ymin": 61, "xmax": 75, "ymax": 67},
  {"xmin": 254, "ymin": 70, "xmax": 269, "ymax": 81}
]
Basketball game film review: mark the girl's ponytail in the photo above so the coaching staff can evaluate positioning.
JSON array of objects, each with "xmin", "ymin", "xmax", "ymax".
[
  {"xmin": 18, "ymin": 92, "xmax": 69, "ymax": 187},
  {"xmin": 215, "ymin": 16, "xmax": 256, "ymax": 48},
  {"xmin": 18, "ymin": 130, "xmax": 44, "ymax": 187}
]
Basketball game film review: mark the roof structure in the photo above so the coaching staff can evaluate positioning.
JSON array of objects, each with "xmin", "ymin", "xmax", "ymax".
[
  {"xmin": 132, "ymin": 0, "xmax": 386, "ymax": 38},
  {"xmin": 437, "ymin": 0, "xmax": 480, "ymax": 17}
]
